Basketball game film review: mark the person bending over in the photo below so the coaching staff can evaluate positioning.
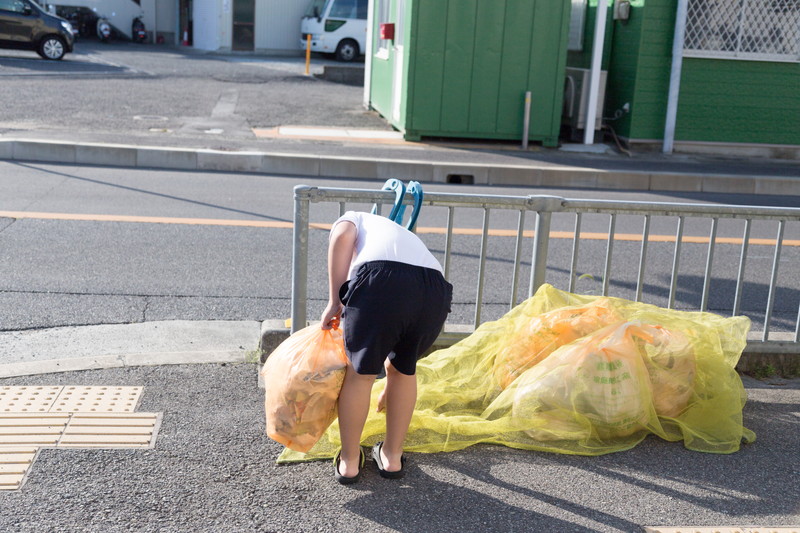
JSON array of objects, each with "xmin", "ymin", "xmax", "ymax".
[{"xmin": 320, "ymin": 211, "xmax": 452, "ymax": 484}]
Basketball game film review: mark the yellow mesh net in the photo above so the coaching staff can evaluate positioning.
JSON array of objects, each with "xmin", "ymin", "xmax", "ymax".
[{"xmin": 276, "ymin": 284, "xmax": 755, "ymax": 463}]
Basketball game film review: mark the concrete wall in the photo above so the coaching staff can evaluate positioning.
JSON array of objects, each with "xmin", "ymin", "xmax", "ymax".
[
  {"xmin": 187, "ymin": 0, "xmax": 306, "ymax": 53},
  {"xmin": 141, "ymin": 0, "xmax": 177, "ymax": 44},
  {"xmin": 193, "ymin": 0, "xmax": 222, "ymax": 50},
  {"xmin": 255, "ymin": 0, "xmax": 306, "ymax": 54}
]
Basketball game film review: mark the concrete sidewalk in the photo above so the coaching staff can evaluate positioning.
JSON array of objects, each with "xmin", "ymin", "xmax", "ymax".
[
  {"xmin": 0, "ymin": 340, "xmax": 798, "ymax": 532},
  {"xmin": 0, "ymin": 321, "xmax": 261, "ymax": 378}
]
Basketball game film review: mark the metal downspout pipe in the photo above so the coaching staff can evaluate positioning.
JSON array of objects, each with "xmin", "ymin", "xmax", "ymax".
[
  {"xmin": 583, "ymin": 0, "xmax": 608, "ymax": 145},
  {"xmin": 663, "ymin": 0, "xmax": 689, "ymax": 154},
  {"xmin": 363, "ymin": 0, "xmax": 375, "ymax": 109}
]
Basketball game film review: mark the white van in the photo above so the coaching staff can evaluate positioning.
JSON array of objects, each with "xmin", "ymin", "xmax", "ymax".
[{"xmin": 300, "ymin": 0, "xmax": 367, "ymax": 62}]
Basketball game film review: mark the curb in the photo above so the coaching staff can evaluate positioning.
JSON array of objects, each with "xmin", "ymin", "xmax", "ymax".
[
  {"xmin": 257, "ymin": 324, "xmax": 800, "ymax": 382},
  {"xmin": 0, "ymin": 350, "xmax": 249, "ymax": 379},
  {"xmin": 0, "ymin": 320, "xmax": 261, "ymax": 378},
  {"xmin": 2, "ymin": 138, "xmax": 799, "ymax": 195}
]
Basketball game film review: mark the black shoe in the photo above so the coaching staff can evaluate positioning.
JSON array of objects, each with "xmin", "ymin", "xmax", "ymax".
[
  {"xmin": 334, "ymin": 447, "xmax": 365, "ymax": 485},
  {"xmin": 372, "ymin": 441, "xmax": 406, "ymax": 479}
]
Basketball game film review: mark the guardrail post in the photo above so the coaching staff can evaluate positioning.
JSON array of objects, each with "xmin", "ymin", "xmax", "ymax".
[
  {"xmin": 527, "ymin": 196, "xmax": 564, "ymax": 297},
  {"xmin": 291, "ymin": 186, "xmax": 313, "ymax": 334}
]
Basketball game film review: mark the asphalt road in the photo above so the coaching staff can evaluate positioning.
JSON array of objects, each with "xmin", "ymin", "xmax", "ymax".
[
  {"xmin": 1, "ymin": 161, "xmax": 800, "ymax": 334},
  {"xmin": 0, "ymin": 41, "xmax": 385, "ymax": 141}
]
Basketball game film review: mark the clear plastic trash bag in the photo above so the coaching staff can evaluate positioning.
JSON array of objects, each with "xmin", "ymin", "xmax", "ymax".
[
  {"xmin": 261, "ymin": 324, "xmax": 348, "ymax": 453},
  {"xmin": 277, "ymin": 285, "xmax": 755, "ymax": 462}
]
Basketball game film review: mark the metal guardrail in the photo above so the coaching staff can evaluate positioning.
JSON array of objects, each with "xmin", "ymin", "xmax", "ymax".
[{"xmin": 292, "ymin": 185, "xmax": 800, "ymax": 354}]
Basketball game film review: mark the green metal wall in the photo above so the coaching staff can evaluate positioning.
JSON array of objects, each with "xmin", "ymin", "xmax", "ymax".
[
  {"xmin": 400, "ymin": 0, "xmax": 571, "ymax": 145},
  {"xmin": 626, "ymin": 0, "xmax": 673, "ymax": 141},
  {"xmin": 369, "ymin": 51, "xmax": 394, "ymax": 126},
  {"xmin": 577, "ymin": 0, "xmax": 800, "ymax": 145},
  {"xmin": 567, "ymin": 0, "xmax": 671, "ymax": 141},
  {"xmin": 367, "ymin": 0, "xmax": 399, "ymax": 125},
  {"xmin": 678, "ymin": 59, "xmax": 800, "ymax": 145}
]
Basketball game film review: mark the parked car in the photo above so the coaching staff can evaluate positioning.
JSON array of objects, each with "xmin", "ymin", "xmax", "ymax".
[{"xmin": 0, "ymin": 0, "xmax": 74, "ymax": 59}]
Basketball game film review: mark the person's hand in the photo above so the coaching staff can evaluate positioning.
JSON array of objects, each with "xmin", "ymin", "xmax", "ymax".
[{"xmin": 320, "ymin": 301, "xmax": 343, "ymax": 330}]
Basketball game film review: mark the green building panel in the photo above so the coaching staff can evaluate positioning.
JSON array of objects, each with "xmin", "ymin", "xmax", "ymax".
[
  {"xmin": 439, "ymin": 0, "xmax": 479, "ymax": 133},
  {"xmin": 466, "ymin": 1, "xmax": 505, "ymax": 133},
  {"xmin": 368, "ymin": 12, "xmax": 395, "ymax": 126},
  {"xmin": 573, "ymin": 0, "xmax": 800, "ymax": 146},
  {"xmin": 677, "ymin": 59, "xmax": 800, "ymax": 145},
  {"xmin": 372, "ymin": 0, "xmax": 571, "ymax": 145},
  {"xmin": 621, "ymin": 0, "xmax": 673, "ymax": 141},
  {"xmin": 404, "ymin": 0, "xmax": 447, "ymax": 133}
]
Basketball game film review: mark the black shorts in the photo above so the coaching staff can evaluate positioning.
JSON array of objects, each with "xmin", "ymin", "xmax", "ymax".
[{"xmin": 339, "ymin": 260, "xmax": 453, "ymax": 376}]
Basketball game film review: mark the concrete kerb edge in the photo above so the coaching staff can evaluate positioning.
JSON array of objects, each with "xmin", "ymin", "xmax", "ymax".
[
  {"xmin": 0, "ymin": 350, "xmax": 249, "ymax": 379},
  {"xmin": 257, "ymin": 321, "xmax": 799, "ymax": 388},
  {"xmin": 1, "ymin": 138, "xmax": 799, "ymax": 195}
]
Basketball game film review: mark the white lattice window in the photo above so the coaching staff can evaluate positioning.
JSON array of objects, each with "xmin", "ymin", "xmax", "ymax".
[{"xmin": 684, "ymin": 0, "xmax": 800, "ymax": 62}]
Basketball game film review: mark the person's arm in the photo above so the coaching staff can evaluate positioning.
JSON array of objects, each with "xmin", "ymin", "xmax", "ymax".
[{"xmin": 320, "ymin": 220, "xmax": 357, "ymax": 330}]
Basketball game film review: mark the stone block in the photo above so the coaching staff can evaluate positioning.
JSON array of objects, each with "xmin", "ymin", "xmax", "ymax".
[
  {"xmin": 197, "ymin": 150, "xmax": 263, "ymax": 173},
  {"xmin": 13, "ymin": 141, "xmax": 76, "ymax": 164},
  {"xmin": 702, "ymin": 175, "xmax": 755, "ymax": 195},
  {"xmin": 754, "ymin": 177, "xmax": 800, "ymax": 197},
  {"xmin": 0, "ymin": 140, "xmax": 13, "ymax": 159},
  {"xmin": 320, "ymin": 157, "xmax": 379, "ymax": 179},
  {"xmin": 488, "ymin": 166, "xmax": 543, "ymax": 187},
  {"xmin": 432, "ymin": 164, "xmax": 489, "ymax": 185},
  {"xmin": 262, "ymin": 153, "xmax": 320, "ymax": 177},
  {"xmin": 259, "ymin": 320, "xmax": 291, "ymax": 362},
  {"xmin": 649, "ymin": 172, "xmax": 702, "ymax": 192},
  {"xmin": 540, "ymin": 168, "xmax": 597, "ymax": 189},
  {"xmin": 595, "ymin": 171, "xmax": 650, "ymax": 190},
  {"xmin": 376, "ymin": 161, "xmax": 434, "ymax": 182},
  {"xmin": 76, "ymin": 144, "xmax": 137, "ymax": 167},
  {"xmin": 137, "ymin": 147, "xmax": 197, "ymax": 170}
]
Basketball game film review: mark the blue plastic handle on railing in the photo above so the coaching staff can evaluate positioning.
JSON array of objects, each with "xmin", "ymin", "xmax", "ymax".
[
  {"xmin": 371, "ymin": 179, "xmax": 423, "ymax": 231},
  {"xmin": 371, "ymin": 178, "xmax": 406, "ymax": 222},
  {"xmin": 404, "ymin": 181, "xmax": 424, "ymax": 231},
  {"xmin": 393, "ymin": 181, "xmax": 423, "ymax": 228}
]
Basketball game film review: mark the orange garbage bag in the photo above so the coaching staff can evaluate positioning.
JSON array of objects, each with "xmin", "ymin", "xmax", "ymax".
[
  {"xmin": 493, "ymin": 298, "xmax": 621, "ymax": 389},
  {"xmin": 638, "ymin": 325, "xmax": 696, "ymax": 418},
  {"xmin": 260, "ymin": 324, "xmax": 348, "ymax": 453}
]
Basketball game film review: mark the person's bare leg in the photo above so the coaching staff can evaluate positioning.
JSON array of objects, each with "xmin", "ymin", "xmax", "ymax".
[
  {"xmin": 376, "ymin": 359, "xmax": 391, "ymax": 412},
  {"xmin": 337, "ymin": 364, "xmax": 376, "ymax": 477},
  {"xmin": 380, "ymin": 360, "xmax": 417, "ymax": 472}
]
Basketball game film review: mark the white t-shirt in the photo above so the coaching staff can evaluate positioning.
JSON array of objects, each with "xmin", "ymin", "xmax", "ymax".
[{"xmin": 332, "ymin": 211, "xmax": 443, "ymax": 279}]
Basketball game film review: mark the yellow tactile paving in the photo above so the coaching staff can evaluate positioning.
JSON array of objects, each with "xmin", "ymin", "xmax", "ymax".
[
  {"xmin": 0, "ymin": 424, "xmax": 65, "ymax": 431},
  {"xmin": 0, "ymin": 386, "xmax": 62, "ymax": 412},
  {"xmin": 0, "ymin": 446, "xmax": 39, "ymax": 458},
  {"xmin": 0, "ymin": 435, "xmax": 62, "ymax": 446},
  {"xmin": 0, "ymin": 464, "xmax": 28, "ymax": 474},
  {"xmin": 58, "ymin": 435, "xmax": 154, "ymax": 447},
  {"xmin": 0, "ymin": 448, "xmax": 38, "ymax": 490},
  {"xmin": 50, "ymin": 386, "xmax": 143, "ymax": 413},
  {"xmin": 644, "ymin": 526, "xmax": 800, "ymax": 533},
  {"xmin": 67, "ymin": 414, "xmax": 156, "ymax": 425},
  {"xmin": 0, "ymin": 475, "xmax": 24, "ymax": 489},
  {"xmin": 0, "ymin": 413, "xmax": 71, "ymax": 422},
  {"xmin": 0, "ymin": 386, "xmax": 160, "ymax": 491}
]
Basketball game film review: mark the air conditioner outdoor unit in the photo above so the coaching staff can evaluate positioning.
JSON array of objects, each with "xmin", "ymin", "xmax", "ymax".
[{"xmin": 563, "ymin": 67, "xmax": 607, "ymax": 131}]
